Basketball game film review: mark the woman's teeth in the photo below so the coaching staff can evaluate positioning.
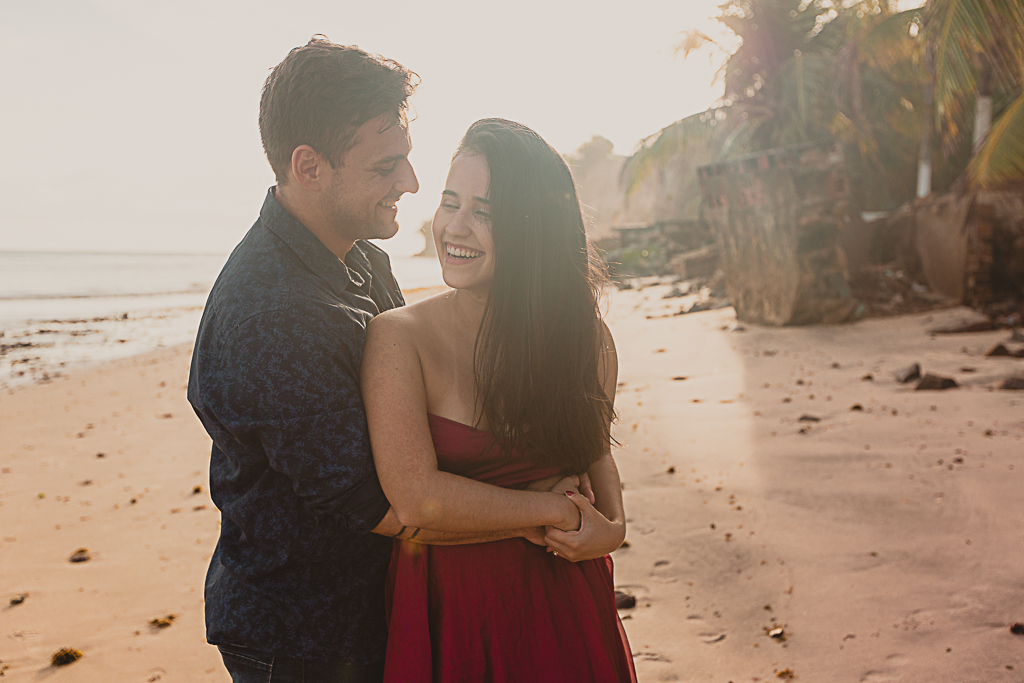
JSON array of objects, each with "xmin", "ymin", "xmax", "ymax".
[{"xmin": 446, "ymin": 245, "xmax": 483, "ymax": 260}]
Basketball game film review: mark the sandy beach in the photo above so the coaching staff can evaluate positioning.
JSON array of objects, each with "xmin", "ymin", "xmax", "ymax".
[{"xmin": 2, "ymin": 284, "xmax": 1023, "ymax": 682}]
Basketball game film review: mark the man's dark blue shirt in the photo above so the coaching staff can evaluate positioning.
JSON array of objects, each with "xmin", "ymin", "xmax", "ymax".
[{"xmin": 188, "ymin": 190, "xmax": 403, "ymax": 664}]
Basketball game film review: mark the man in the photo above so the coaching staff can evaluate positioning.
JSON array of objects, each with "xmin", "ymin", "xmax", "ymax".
[{"xmin": 189, "ymin": 38, "xmax": 611, "ymax": 683}]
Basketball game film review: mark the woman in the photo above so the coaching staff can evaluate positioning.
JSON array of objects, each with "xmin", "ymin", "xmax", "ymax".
[{"xmin": 361, "ymin": 119, "xmax": 635, "ymax": 682}]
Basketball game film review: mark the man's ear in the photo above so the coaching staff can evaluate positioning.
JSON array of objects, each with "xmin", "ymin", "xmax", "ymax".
[{"xmin": 289, "ymin": 145, "xmax": 326, "ymax": 191}]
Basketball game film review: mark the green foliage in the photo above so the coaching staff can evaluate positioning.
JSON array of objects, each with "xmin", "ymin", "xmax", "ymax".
[{"xmin": 628, "ymin": 0, "xmax": 1024, "ymax": 207}]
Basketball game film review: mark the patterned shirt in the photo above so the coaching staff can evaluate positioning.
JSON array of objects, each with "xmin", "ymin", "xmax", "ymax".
[{"xmin": 187, "ymin": 189, "xmax": 404, "ymax": 664}]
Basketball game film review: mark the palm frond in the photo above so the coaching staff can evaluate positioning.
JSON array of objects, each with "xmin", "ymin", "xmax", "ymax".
[
  {"xmin": 969, "ymin": 91, "xmax": 1024, "ymax": 186},
  {"xmin": 621, "ymin": 110, "xmax": 726, "ymax": 195}
]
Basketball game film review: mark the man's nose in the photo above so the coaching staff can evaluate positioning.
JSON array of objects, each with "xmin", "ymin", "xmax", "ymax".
[{"xmin": 395, "ymin": 159, "xmax": 419, "ymax": 195}]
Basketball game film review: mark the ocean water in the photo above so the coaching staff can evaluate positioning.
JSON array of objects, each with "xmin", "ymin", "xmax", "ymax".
[{"xmin": 0, "ymin": 249, "xmax": 444, "ymax": 390}]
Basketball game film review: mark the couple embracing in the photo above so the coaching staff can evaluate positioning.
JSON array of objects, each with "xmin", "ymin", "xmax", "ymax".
[{"xmin": 188, "ymin": 37, "xmax": 636, "ymax": 683}]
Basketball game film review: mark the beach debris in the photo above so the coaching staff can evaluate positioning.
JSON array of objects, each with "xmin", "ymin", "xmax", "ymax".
[
  {"xmin": 765, "ymin": 626, "xmax": 787, "ymax": 641},
  {"xmin": 37, "ymin": 492, "xmax": 45, "ymax": 499},
  {"xmin": 79, "ymin": 480, "xmax": 92, "ymax": 486},
  {"xmin": 50, "ymin": 648, "xmax": 83, "ymax": 666},
  {"xmin": 831, "ymin": 362, "xmax": 841, "ymax": 368},
  {"xmin": 725, "ymin": 322, "xmax": 746, "ymax": 332},
  {"xmin": 9, "ymin": 593, "xmax": 28, "ymax": 606},
  {"xmin": 68, "ymin": 548, "xmax": 91, "ymax": 563},
  {"xmin": 999, "ymin": 376, "xmax": 1024, "ymax": 391},
  {"xmin": 672, "ymin": 376, "xmax": 688, "ymax": 381},
  {"xmin": 850, "ymin": 404, "xmax": 864, "ymax": 411},
  {"xmin": 614, "ymin": 591, "xmax": 636, "ymax": 609},
  {"xmin": 893, "ymin": 363, "xmax": 921, "ymax": 383},
  {"xmin": 1011, "ymin": 622, "xmax": 1024, "ymax": 635},
  {"xmin": 797, "ymin": 427, "xmax": 810, "ymax": 435},
  {"xmin": 702, "ymin": 633, "xmax": 726, "ymax": 644},
  {"xmin": 192, "ymin": 485, "xmax": 203, "ymax": 495},
  {"xmin": 915, "ymin": 374, "xmax": 958, "ymax": 391},
  {"xmin": 149, "ymin": 614, "xmax": 177, "ymax": 629},
  {"xmin": 929, "ymin": 318, "xmax": 995, "ymax": 334},
  {"xmin": 159, "ymin": 413, "xmax": 173, "ymax": 419},
  {"xmin": 985, "ymin": 343, "xmax": 1012, "ymax": 357},
  {"xmin": 775, "ymin": 668, "xmax": 796, "ymax": 679},
  {"xmin": 96, "ymin": 452, "xmax": 105, "ymax": 458},
  {"xmin": 960, "ymin": 366, "xmax": 977, "ymax": 372},
  {"xmin": 797, "ymin": 415, "xmax": 820, "ymax": 422},
  {"xmin": 724, "ymin": 533, "xmax": 733, "ymax": 541},
  {"xmin": 782, "ymin": 397, "xmax": 792, "ymax": 403},
  {"xmin": 861, "ymin": 373, "xmax": 874, "ymax": 381},
  {"xmin": 666, "ymin": 466, "xmax": 676, "ymax": 474},
  {"xmin": 193, "ymin": 505, "xmax": 207, "ymax": 511}
]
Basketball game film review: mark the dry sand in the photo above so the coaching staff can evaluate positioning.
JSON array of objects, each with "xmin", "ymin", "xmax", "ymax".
[
  {"xmin": 2, "ymin": 284, "xmax": 1023, "ymax": 681},
  {"xmin": 610, "ymin": 284, "xmax": 1024, "ymax": 683}
]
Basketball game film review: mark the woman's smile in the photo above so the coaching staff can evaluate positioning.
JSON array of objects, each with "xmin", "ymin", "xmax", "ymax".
[{"xmin": 444, "ymin": 242, "xmax": 485, "ymax": 263}]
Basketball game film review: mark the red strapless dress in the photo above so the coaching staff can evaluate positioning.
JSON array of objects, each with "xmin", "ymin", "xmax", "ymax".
[{"xmin": 383, "ymin": 414, "xmax": 637, "ymax": 682}]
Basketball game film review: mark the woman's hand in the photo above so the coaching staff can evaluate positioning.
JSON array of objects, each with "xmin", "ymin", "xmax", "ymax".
[
  {"xmin": 550, "ymin": 490, "xmax": 583, "ymax": 532},
  {"xmin": 544, "ymin": 491, "xmax": 625, "ymax": 562}
]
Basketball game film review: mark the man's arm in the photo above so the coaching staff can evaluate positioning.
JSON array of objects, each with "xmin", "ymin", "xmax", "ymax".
[{"xmin": 372, "ymin": 507, "xmax": 544, "ymax": 546}]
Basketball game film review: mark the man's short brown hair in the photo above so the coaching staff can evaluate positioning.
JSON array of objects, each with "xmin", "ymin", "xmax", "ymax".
[{"xmin": 259, "ymin": 36, "xmax": 418, "ymax": 184}]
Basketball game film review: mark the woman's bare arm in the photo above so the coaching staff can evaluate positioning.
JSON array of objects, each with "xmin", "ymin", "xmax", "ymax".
[{"xmin": 362, "ymin": 311, "xmax": 581, "ymax": 534}]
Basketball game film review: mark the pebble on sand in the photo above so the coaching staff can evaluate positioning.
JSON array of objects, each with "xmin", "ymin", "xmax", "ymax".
[
  {"xmin": 9, "ymin": 593, "xmax": 28, "ymax": 606},
  {"xmin": 893, "ymin": 363, "xmax": 921, "ymax": 383},
  {"xmin": 999, "ymin": 376, "xmax": 1024, "ymax": 391},
  {"xmin": 50, "ymin": 648, "xmax": 83, "ymax": 667},
  {"xmin": 149, "ymin": 614, "xmax": 177, "ymax": 629},
  {"xmin": 615, "ymin": 591, "xmax": 636, "ymax": 609},
  {"xmin": 915, "ymin": 374, "xmax": 958, "ymax": 391},
  {"xmin": 68, "ymin": 548, "xmax": 91, "ymax": 563}
]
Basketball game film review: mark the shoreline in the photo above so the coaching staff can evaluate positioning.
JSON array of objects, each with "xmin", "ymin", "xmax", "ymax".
[{"xmin": 0, "ymin": 286, "xmax": 449, "ymax": 394}]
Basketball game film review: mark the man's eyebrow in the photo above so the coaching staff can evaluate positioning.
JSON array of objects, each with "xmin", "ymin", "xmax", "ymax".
[{"xmin": 375, "ymin": 154, "xmax": 408, "ymax": 165}]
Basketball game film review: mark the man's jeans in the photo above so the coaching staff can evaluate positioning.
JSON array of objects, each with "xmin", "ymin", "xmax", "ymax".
[{"xmin": 218, "ymin": 643, "xmax": 385, "ymax": 683}]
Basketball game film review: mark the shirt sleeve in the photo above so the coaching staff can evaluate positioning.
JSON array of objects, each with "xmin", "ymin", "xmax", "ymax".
[{"xmin": 209, "ymin": 301, "xmax": 390, "ymax": 533}]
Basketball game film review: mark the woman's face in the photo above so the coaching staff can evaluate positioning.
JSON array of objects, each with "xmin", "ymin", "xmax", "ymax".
[{"xmin": 432, "ymin": 153, "xmax": 495, "ymax": 296}]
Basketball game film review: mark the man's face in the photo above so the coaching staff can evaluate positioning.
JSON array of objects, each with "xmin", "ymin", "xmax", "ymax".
[{"xmin": 319, "ymin": 114, "xmax": 419, "ymax": 242}]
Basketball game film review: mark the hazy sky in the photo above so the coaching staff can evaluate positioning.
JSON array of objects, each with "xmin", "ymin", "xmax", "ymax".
[{"xmin": 1, "ymin": 0, "xmax": 738, "ymax": 256}]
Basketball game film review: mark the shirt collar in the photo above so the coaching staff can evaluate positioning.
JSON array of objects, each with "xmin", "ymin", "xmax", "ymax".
[{"xmin": 259, "ymin": 188, "xmax": 370, "ymax": 295}]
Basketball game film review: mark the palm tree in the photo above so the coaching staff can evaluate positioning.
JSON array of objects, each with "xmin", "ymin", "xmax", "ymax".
[
  {"xmin": 624, "ymin": 0, "xmax": 920, "ymax": 209},
  {"xmin": 925, "ymin": 0, "xmax": 1024, "ymax": 187},
  {"xmin": 627, "ymin": 0, "xmax": 1024, "ymax": 206}
]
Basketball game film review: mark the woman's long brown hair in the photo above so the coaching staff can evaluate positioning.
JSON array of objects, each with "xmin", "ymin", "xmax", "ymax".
[{"xmin": 457, "ymin": 118, "xmax": 613, "ymax": 475}]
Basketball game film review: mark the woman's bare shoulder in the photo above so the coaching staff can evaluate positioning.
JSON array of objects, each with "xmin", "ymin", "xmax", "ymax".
[{"xmin": 367, "ymin": 292, "xmax": 451, "ymax": 342}]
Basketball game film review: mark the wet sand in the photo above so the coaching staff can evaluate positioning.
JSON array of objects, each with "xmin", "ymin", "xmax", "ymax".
[{"xmin": 2, "ymin": 284, "xmax": 1023, "ymax": 681}]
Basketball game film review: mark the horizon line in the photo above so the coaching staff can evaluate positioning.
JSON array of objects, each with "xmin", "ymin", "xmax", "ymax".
[{"xmin": 0, "ymin": 249, "xmax": 230, "ymax": 257}]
